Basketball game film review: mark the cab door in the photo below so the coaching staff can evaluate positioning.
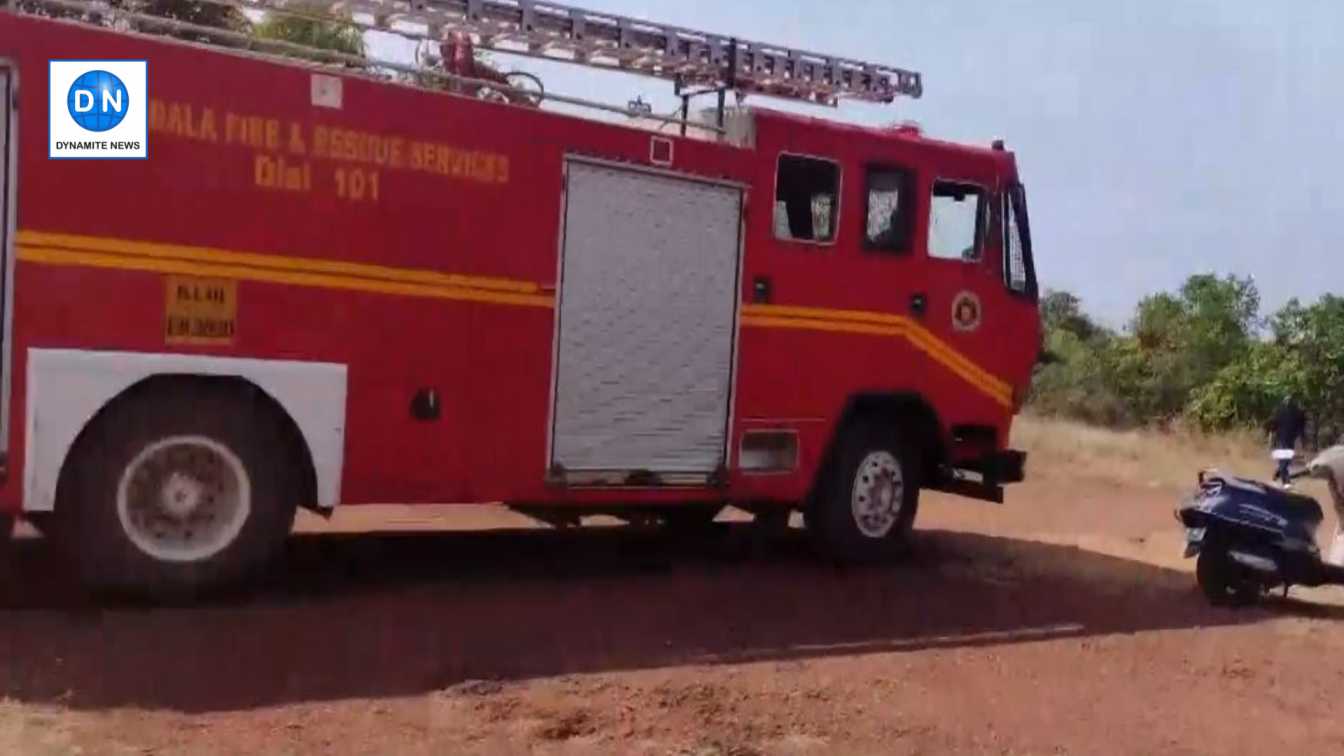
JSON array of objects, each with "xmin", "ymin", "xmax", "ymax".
[
  {"xmin": 929, "ymin": 173, "xmax": 1039, "ymax": 418},
  {"xmin": 919, "ymin": 169, "xmax": 1006, "ymax": 397}
]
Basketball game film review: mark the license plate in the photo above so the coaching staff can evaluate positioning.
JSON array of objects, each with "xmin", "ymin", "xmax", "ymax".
[{"xmin": 164, "ymin": 275, "xmax": 237, "ymax": 346}]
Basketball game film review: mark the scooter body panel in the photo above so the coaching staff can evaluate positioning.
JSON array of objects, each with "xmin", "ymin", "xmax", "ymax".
[{"xmin": 1178, "ymin": 472, "xmax": 1326, "ymax": 587}]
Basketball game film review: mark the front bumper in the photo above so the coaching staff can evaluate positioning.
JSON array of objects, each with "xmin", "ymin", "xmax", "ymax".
[
  {"xmin": 978, "ymin": 449, "xmax": 1027, "ymax": 484},
  {"xmin": 933, "ymin": 449, "xmax": 1028, "ymax": 504}
]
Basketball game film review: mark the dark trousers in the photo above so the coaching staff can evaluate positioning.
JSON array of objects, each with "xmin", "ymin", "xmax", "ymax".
[{"xmin": 1275, "ymin": 458, "xmax": 1293, "ymax": 485}]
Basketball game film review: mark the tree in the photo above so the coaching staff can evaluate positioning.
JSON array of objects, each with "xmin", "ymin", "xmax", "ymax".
[
  {"xmin": 1040, "ymin": 289, "xmax": 1102, "ymax": 343},
  {"xmin": 1027, "ymin": 275, "xmax": 1308, "ymax": 432},
  {"xmin": 253, "ymin": 4, "xmax": 365, "ymax": 61},
  {"xmin": 1032, "ymin": 274, "xmax": 1343, "ymax": 443},
  {"xmin": 126, "ymin": 0, "xmax": 250, "ymax": 41},
  {"xmin": 1113, "ymin": 274, "xmax": 1262, "ymax": 423},
  {"xmin": 1029, "ymin": 290, "xmax": 1132, "ymax": 424},
  {"xmin": 1030, "ymin": 326, "xmax": 1131, "ymax": 426},
  {"xmin": 1270, "ymin": 296, "xmax": 1344, "ymax": 445},
  {"xmin": 1132, "ymin": 292, "xmax": 1184, "ymax": 351},
  {"xmin": 1185, "ymin": 295, "xmax": 1343, "ymax": 439},
  {"xmin": 15, "ymin": 0, "xmax": 250, "ymax": 42},
  {"xmin": 1174, "ymin": 273, "xmax": 1260, "ymax": 380},
  {"xmin": 1186, "ymin": 341, "xmax": 1302, "ymax": 431}
]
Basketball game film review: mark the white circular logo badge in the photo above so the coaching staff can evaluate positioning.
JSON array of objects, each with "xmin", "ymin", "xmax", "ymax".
[{"xmin": 952, "ymin": 291, "xmax": 983, "ymax": 333}]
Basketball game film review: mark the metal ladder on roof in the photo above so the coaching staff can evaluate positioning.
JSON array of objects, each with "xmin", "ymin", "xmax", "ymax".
[
  {"xmin": 12, "ymin": 0, "xmax": 922, "ymax": 135},
  {"xmin": 268, "ymin": 0, "xmax": 924, "ymax": 106}
]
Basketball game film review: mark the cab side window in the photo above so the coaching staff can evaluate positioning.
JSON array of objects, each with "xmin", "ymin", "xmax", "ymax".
[
  {"xmin": 928, "ymin": 180, "xmax": 987, "ymax": 261},
  {"xmin": 1004, "ymin": 183, "xmax": 1038, "ymax": 298},
  {"xmin": 774, "ymin": 154, "xmax": 840, "ymax": 244},
  {"xmin": 864, "ymin": 166, "xmax": 915, "ymax": 253}
]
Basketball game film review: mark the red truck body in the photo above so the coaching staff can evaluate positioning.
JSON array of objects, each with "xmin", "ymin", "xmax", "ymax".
[{"xmin": 0, "ymin": 10, "xmax": 1039, "ymax": 550}]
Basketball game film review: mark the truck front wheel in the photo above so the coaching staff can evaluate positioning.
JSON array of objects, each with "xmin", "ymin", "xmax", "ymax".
[
  {"xmin": 807, "ymin": 421, "xmax": 920, "ymax": 563},
  {"xmin": 54, "ymin": 383, "xmax": 299, "ymax": 599}
]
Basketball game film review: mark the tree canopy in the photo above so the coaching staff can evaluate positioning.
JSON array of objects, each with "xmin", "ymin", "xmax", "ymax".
[{"xmin": 1032, "ymin": 277, "xmax": 1343, "ymax": 447}]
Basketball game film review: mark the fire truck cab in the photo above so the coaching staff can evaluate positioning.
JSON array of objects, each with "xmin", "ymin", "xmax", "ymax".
[{"xmin": 0, "ymin": 0, "xmax": 1039, "ymax": 598}]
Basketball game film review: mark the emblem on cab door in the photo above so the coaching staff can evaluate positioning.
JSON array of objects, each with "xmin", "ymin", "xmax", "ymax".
[{"xmin": 952, "ymin": 291, "xmax": 982, "ymax": 333}]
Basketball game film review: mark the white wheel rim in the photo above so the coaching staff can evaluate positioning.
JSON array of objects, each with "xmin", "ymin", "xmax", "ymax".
[
  {"xmin": 116, "ymin": 435, "xmax": 251, "ymax": 563},
  {"xmin": 851, "ymin": 450, "xmax": 904, "ymax": 539}
]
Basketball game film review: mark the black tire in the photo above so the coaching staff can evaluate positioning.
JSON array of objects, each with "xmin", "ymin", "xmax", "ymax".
[
  {"xmin": 23, "ymin": 512, "xmax": 53, "ymax": 539},
  {"xmin": 53, "ymin": 382, "xmax": 300, "ymax": 600},
  {"xmin": 806, "ymin": 420, "xmax": 920, "ymax": 563},
  {"xmin": 0, "ymin": 513, "xmax": 13, "ymax": 547},
  {"xmin": 1195, "ymin": 540, "xmax": 1258, "ymax": 607}
]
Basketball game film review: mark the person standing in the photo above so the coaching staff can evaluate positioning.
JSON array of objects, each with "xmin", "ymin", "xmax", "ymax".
[{"xmin": 1268, "ymin": 395, "xmax": 1308, "ymax": 487}]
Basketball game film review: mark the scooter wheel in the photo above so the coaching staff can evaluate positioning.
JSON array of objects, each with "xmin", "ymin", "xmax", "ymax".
[{"xmin": 1196, "ymin": 544, "xmax": 1259, "ymax": 607}]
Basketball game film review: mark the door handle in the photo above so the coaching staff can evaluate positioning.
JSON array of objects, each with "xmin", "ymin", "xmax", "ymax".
[
  {"xmin": 909, "ymin": 293, "xmax": 928, "ymax": 318},
  {"xmin": 752, "ymin": 276, "xmax": 772, "ymax": 304}
]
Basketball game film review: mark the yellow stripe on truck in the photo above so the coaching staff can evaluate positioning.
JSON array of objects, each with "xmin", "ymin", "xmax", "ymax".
[
  {"xmin": 15, "ymin": 229, "xmax": 1013, "ymax": 407},
  {"xmin": 16, "ymin": 230, "xmax": 546, "ymax": 297},
  {"xmin": 15, "ymin": 232, "xmax": 555, "ymax": 309},
  {"xmin": 741, "ymin": 305, "xmax": 1014, "ymax": 409}
]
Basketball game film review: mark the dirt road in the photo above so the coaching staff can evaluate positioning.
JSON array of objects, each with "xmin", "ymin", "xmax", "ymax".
[{"xmin": 3, "ymin": 478, "xmax": 1343, "ymax": 755}]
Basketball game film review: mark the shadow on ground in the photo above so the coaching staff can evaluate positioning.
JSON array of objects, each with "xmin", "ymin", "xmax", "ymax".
[{"xmin": 0, "ymin": 524, "xmax": 1319, "ymax": 713}]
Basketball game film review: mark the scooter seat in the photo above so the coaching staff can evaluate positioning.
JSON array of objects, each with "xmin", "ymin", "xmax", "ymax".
[
  {"xmin": 1220, "ymin": 475, "xmax": 1323, "ymax": 523},
  {"xmin": 1273, "ymin": 490, "xmax": 1324, "ymax": 521}
]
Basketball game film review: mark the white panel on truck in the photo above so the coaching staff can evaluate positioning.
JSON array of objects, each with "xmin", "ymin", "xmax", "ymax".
[{"xmin": 551, "ymin": 160, "xmax": 743, "ymax": 478}]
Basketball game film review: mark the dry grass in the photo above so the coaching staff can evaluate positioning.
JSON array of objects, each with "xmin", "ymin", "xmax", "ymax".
[{"xmin": 1011, "ymin": 414, "xmax": 1273, "ymax": 490}]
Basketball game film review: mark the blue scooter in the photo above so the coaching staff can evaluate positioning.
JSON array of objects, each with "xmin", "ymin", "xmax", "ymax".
[{"xmin": 1177, "ymin": 448, "xmax": 1344, "ymax": 606}]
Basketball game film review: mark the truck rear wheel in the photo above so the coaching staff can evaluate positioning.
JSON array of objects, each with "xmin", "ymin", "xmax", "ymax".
[
  {"xmin": 807, "ymin": 421, "xmax": 920, "ymax": 563},
  {"xmin": 55, "ymin": 383, "xmax": 299, "ymax": 599}
]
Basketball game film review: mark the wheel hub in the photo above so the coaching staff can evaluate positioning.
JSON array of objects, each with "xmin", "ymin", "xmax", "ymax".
[
  {"xmin": 852, "ymin": 451, "xmax": 904, "ymax": 538},
  {"xmin": 116, "ymin": 436, "xmax": 252, "ymax": 563},
  {"xmin": 160, "ymin": 471, "xmax": 206, "ymax": 521}
]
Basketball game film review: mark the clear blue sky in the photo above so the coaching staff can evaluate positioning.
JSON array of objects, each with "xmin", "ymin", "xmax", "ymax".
[{"xmin": 372, "ymin": 0, "xmax": 1342, "ymax": 326}]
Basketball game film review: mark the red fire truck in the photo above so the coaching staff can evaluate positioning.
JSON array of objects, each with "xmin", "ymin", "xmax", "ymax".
[{"xmin": 0, "ymin": 0, "xmax": 1040, "ymax": 596}]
